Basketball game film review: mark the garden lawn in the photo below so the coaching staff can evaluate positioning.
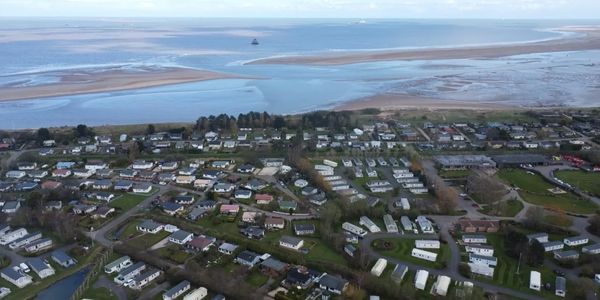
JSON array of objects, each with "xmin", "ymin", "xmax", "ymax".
[
  {"xmin": 81, "ymin": 287, "xmax": 116, "ymax": 300},
  {"xmin": 127, "ymin": 231, "xmax": 170, "ymax": 249},
  {"xmin": 497, "ymin": 169, "xmax": 597, "ymax": 214},
  {"xmin": 478, "ymin": 199, "xmax": 523, "ymax": 217},
  {"xmin": 246, "ymin": 271, "xmax": 269, "ymax": 287},
  {"xmin": 475, "ymin": 234, "xmax": 564, "ymax": 299},
  {"xmin": 109, "ymin": 193, "xmax": 148, "ymax": 211},
  {"xmin": 555, "ymin": 170, "xmax": 600, "ymax": 197},
  {"xmin": 373, "ymin": 238, "xmax": 450, "ymax": 269}
]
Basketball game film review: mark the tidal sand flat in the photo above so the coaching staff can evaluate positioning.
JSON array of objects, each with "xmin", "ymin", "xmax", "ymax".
[
  {"xmin": 250, "ymin": 27, "xmax": 600, "ymax": 66},
  {"xmin": 0, "ymin": 66, "xmax": 242, "ymax": 102}
]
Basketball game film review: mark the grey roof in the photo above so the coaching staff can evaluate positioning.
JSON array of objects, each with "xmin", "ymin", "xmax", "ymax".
[
  {"xmin": 280, "ymin": 236, "xmax": 303, "ymax": 246},
  {"xmin": 492, "ymin": 154, "xmax": 549, "ymax": 165},
  {"xmin": 164, "ymin": 280, "xmax": 190, "ymax": 298},
  {"xmin": 565, "ymin": 236, "xmax": 587, "ymax": 242},
  {"xmin": 1, "ymin": 267, "xmax": 26, "ymax": 280},
  {"xmin": 28, "ymin": 257, "xmax": 51, "ymax": 273},
  {"xmin": 294, "ymin": 224, "xmax": 316, "ymax": 232},
  {"xmin": 119, "ymin": 261, "xmax": 145, "ymax": 277},
  {"xmin": 219, "ymin": 242, "xmax": 238, "ymax": 252},
  {"xmin": 555, "ymin": 250, "xmax": 579, "ymax": 258},
  {"xmin": 319, "ymin": 274, "xmax": 348, "ymax": 291},
  {"xmin": 170, "ymin": 230, "xmax": 193, "ymax": 241},
  {"xmin": 556, "ymin": 276, "xmax": 566, "ymax": 291},
  {"xmin": 51, "ymin": 250, "xmax": 75, "ymax": 264},
  {"xmin": 543, "ymin": 241, "xmax": 564, "ymax": 247},
  {"xmin": 260, "ymin": 257, "xmax": 288, "ymax": 272},
  {"xmin": 391, "ymin": 264, "xmax": 408, "ymax": 281},
  {"xmin": 139, "ymin": 219, "xmax": 163, "ymax": 231},
  {"xmin": 237, "ymin": 250, "xmax": 260, "ymax": 263},
  {"xmin": 583, "ymin": 243, "xmax": 600, "ymax": 252}
]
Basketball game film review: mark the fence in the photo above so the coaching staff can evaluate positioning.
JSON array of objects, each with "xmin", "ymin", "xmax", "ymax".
[{"xmin": 70, "ymin": 246, "xmax": 113, "ymax": 300}]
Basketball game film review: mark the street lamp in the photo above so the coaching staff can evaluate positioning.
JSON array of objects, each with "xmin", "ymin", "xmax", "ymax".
[{"xmin": 90, "ymin": 227, "xmax": 94, "ymax": 248}]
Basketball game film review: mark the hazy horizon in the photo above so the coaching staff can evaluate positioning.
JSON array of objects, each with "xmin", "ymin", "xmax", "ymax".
[{"xmin": 1, "ymin": 0, "xmax": 599, "ymax": 19}]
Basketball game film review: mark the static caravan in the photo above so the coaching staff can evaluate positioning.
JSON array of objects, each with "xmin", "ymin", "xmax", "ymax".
[
  {"xmin": 342, "ymin": 222, "xmax": 367, "ymax": 237},
  {"xmin": 415, "ymin": 240, "xmax": 440, "ymax": 249},
  {"xmin": 530, "ymin": 271, "xmax": 541, "ymax": 291},
  {"xmin": 370, "ymin": 258, "xmax": 387, "ymax": 277},
  {"xmin": 411, "ymin": 248, "xmax": 437, "ymax": 262},
  {"xmin": 414, "ymin": 270, "xmax": 429, "ymax": 290}
]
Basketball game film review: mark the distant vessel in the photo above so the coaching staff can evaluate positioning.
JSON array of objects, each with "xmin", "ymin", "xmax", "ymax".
[
  {"xmin": 251, "ymin": 38, "xmax": 259, "ymax": 45},
  {"xmin": 353, "ymin": 20, "xmax": 367, "ymax": 24}
]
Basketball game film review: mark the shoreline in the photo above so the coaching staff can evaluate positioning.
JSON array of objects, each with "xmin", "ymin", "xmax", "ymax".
[
  {"xmin": 0, "ymin": 67, "xmax": 245, "ymax": 102},
  {"xmin": 333, "ymin": 93, "xmax": 522, "ymax": 112},
  {"xmin": 249, "ymin": 27, "xmax": 600, "ymax": 66}
]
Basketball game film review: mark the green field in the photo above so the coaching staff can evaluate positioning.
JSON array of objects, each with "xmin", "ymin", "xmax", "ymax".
[
  {"xmin": 373, "ymin": 238, "xmax": 450, "ymax": 269},
  {"xmin": 543, "ymin": 215, "xmax": 573, "ymax": 227},
  {"xmin": 555, "ymin": 170, "xmax": 600, "ymax": 197},
  {"xmin": 109, "ymin": 193, "xmax": 150, "ymax": 211},
  {"xmin": 81, "ymin": 287, "xmax": 116, "ymax": 300},
  {"xmin": 478, "ymin": 199, "xmax": 524, "ymax": 217},
  {"xmin": 246, "ymin": 271, "xmax": 270, "ymax": 287},
  {"xmin": 127, "ymin": 231, "xmax": 170, "ymax": 249},
  {"xmin": 439, "ymin": 169, "xmax": 471, "ymax": 179},
  {"xmin": 498, "ymin": 169, "xmax": 597, "ymax": 214},
  {"xmin": 471, "ymin": 234, "xmax": 565, "ymax": 299}
]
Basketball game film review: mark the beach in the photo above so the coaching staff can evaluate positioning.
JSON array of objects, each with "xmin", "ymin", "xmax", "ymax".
[
  {"xmin": 0, "ymin": 67, "xmax": 242, "ymax": 102},
  {"xmin": 334, "ymin": 93, "xmax": 515, "ymax": 112},
  {"xmin": 250, "ymin": 27, "xmax": 600, "ymax": 66}
]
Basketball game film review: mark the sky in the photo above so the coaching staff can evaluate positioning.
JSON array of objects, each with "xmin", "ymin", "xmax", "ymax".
[{"xmin": 0, "ymin": 0, "xmax": 599, "ymax": 19}]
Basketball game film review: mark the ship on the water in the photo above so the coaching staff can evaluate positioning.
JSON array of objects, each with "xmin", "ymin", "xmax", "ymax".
[{"xmin": 251, "ymin": 38, "xmax": 259, "ymax": 45}]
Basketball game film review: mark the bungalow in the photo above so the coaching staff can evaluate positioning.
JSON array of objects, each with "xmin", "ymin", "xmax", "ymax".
[
  {"xmin": 162, "ymin": 202, "xmax": 184, "ymax": 216},
  {"xmin": 278, "ymin": 200, "xmax": 298, "ymax": 212},
  {"xmin": 174, "ymin": 195, "xmax": 195, "ymax": 205},
  {"xmin": 132, "ymin": 183, "xmax": 152, "ymax": 194},
  {"xmin": 211, "ymin": 160, "xmax": 231, "ymax": 169},
  {"xmin": 95, "ymin": 192, "xmax": 115, "ymax": 202},
  {"xmin": 72, "ymin": 204, "xmax": 97, "ymax": 215},
  {"xmin": 255, "ymin": 194, "xmax": 274, "ymax": 205},
  {"xmin": 48, "ymin": 181, "xmax": 65, "ymax": 192},
  {"xmin": 235, "ymin": 250, "xmax": 261, "ymax": 268},
  {"xmin": 132, "ymin": 160, "xmax": 154, "ymax": 170},
  {"xmin": 294, "ymin": 224, "xmax": 316, "ymax": 236},
  {"xmin": 265, "ymin": 217, "xmax": 285, "ymax": 230},
  {"xmin": 163, "ymin": 280, "xmax": 191, "ymax": 300},
  {"xmin": 235, "ymin": 189, "xmax": 253, "ymax": 199},
  {"xmin": 85, "ymin": 161, "xmax": 108, "ymax": 171},
  {"xmin": 176, "ymin": 176, "xmax": 196, "ymax": 185},
  {"xmin": 279, "ymin": 236, "xmax": 304, "ymax": 251},
  {"xmin": 186, "ymin": 236, "xmax": 216, "ymax": 252},
  {"xmin": 240, "ymin": 226, "xmax": 265, "ymax": 239},
  {"xmin": 44, "ymin": 201, "xmax": 62, "ymax": 211},
  {"xmin": 318, "ymin": 274, "xmax": 348, "ymax": 295},
  {"xmin": 161, "ymin": 161, "xmax": 179, "ymax": 171},
  {"xmin": 92, "ymin": 206, "xmax": 115, "ymax": 219},
  {"xmin": 56, "ymin": 161, "xmax": 76, "ymax": 169},
  {"xmin": 17, "ymin": 162, "xmax": 37, "ymax": 171},
  {"xmin": 456, "ymin": 219, "xmax": 500, "ymax": 233},
  {"xmin": 119, "ymin": 169, "xmax": 138, "ymax": 179},
  {"xmin": 0, "ymin": 267, "xmax": 32, "ymax": 288},
  {"xmin": 158, "ymin": 173, "xmax": 176, "ymax": 185},
  {"xmin": 51, "ymin": 250, "xmax": 77, "ymax": 268},
  {"xmin": 218, "ymin": 242, "xmax": 239, "ymax": 255},
  {"xmin": 260, "ymin": 257, "xmax": 289, "ymax": 277},
  {"xmin": 193, "ymin": 179, "xmax": 214, "ymax": 189},
  {"xmin": 243, "ymin": 179, "xmax": 268, "ymax": 191},
  {"xmin": 52, "ymin": 169, "xmax": 72, "ymax": 178},
  {"xmin": 28, "ymin": 257, "xmax": 55, "ymax": 279},
  {"xmin": 2, "ymin": 201, "xmax": 21, "ymax": 214},
  {"xmin": 92, "ymin": 179, "xmax": 112, "ymax": 190},
  {"xmin": 179, "ymin": 167, "xmax": 197, "ymax": 176},
  {"xmin": 237, "ymin": 164, "xmax": 255, "ymax": 174},
  {"xmin": 543, "ymin": 241, "xmax": 564, "ymax": 252},
  {"xmin": 104, "ymin": 256, "xmax": 133, "ymax": 274},
  {"xmin": 213, "ymin": 183, "xmax": 235, "ymax": 193},
  {"xmin": 28, "ymin": 170, "xmax": 48, "ymax": 179},
  {"xmin": 554, "ymin": 250, "xmax": 580, "ymax": 261},
  {"xmin": 196, "ymin": 200, "xmax": 216, "ymax": 211},
  {"xmin": 130, "ymin": 268, "xmax": 161, "ymax": 290},
  {"xmin": 202, "ymin": 170, "xmax": 222, "ymax": 179},
  {"xmin": 462, "ymin": 235, "xmax": 487, "ymax": 244},
  {"xmin": 73, "ymin": 169, "xmax": 95, "ymax": 178},
  {"xmin": 219, "ymin": 204, "xmax": 240, "ymax": 215},
  {"xmin": 169, "ymin": 230, "xmax": 194, "ymax": 245},
  {"xmin": 242, "ymin": 211, "xmax": 259, "ymax": 223},
  {"xmin": 137, "ymin": 219, "xmax": 164, "ymax": 234},
  {"xmin": 285, "ymin": 267, "xmax": 319, "ymax": 289},
  {"xmin": 5, "ymin": 170, "xmax": 26, "ymax": 179},
  {"xmin": 583, "ymin": 243, "xmax": 600, "ymax": 255},
  {"xmin": 114, "ymin": 180, "xmax": 134, "ymax": 191}
]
